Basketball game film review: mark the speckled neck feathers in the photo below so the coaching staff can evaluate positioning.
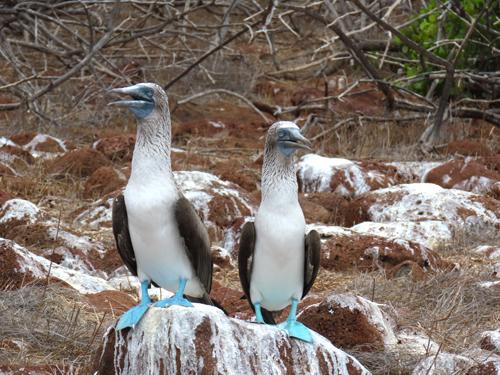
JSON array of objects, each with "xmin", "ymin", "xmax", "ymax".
[
  {"xmin": 261, "ymin": 138, "xmax": 298, "ymax": 201},
  {"xmin": 131, "ymin": 95, "xmax": 175, "ymax": 181}
]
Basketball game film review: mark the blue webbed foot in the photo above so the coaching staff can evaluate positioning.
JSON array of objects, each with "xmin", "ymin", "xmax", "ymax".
[
  {"xmin": 278, "ymin": 298, "xmax": 313, "ymax": 342},
  {"xmin": 116, "ymin": 302, "xmax": 150, "ymax": 330},
  {"xmin": 116, "ymin": 280, "xmax": 151, "ymax": 330},
  {"xmin": 154, "ymin": 278, "xmax": 193, "ymax": 308},
  {"xmin": 155, "ymin": 294, "xmax": 193, "ymax": 308},
  {"xmin": 278, "ymin": 320, "xmax": 313, "ymax": 342}
]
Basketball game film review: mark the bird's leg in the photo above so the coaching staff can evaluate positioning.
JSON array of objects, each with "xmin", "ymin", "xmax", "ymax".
[
  {"xmin": 155, "ymin": 278, "xmax": 194, "ymax": 308},
  {"xmin": 254, "ymin": 302, "xmax": 265, "ymax": 323},
  {"xmin": 278, "ymin": 298, "xmax": 313, "ymax": 342},
  {"xmin": 116, "ymin": 280, "xmax": 151, "ymax": 330}
]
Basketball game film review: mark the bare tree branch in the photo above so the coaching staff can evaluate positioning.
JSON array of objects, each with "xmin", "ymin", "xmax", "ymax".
[
  {"xmin": 173, "ymin": 88, "xmax": 269, "ymax": 122},
  {"xmin": 27, "ymin": 0, "xmax": 121, "ymax": 104},
  {"xmin": 163, "ymin": 18, "xmax": 262, "ymax": 91}
]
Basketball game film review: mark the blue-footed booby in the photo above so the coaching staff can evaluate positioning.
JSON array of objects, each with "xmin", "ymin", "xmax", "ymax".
[
  {"xmin": 238, "ymin": 121, "xmax": 321, "ymax": 342},
  {"xmin": 109, "ymin": 83, "xmax": 216, "ymax": 330}
]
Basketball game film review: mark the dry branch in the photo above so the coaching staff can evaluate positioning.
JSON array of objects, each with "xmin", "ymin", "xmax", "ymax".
[{"xmin": 173, "ymin": 88, "xmax": 269, "ymax": 122}]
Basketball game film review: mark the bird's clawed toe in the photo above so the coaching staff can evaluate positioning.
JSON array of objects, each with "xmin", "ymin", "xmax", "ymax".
[{"xmin": 278, "ymin": 320, "xmax": 313, "ymax": 343}]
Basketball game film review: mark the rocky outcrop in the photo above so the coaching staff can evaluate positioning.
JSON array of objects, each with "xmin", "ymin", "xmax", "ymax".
[
  {"xmin": 93, "ymin": 304, "xmax": 372, "ymax": 375},
  {"xmin": 0, "ymin": 144, "xmax": 35, "ymax": 164},
  {"xmin": 10, "ymin": 132, "xmax": 76, "ymax": 153},
  {"xmin": 345, "ymin": 183, "xmax": 500, "ymax": 250},
  {"xmin": 299, "ymin": 192, "xmax": 349, "ymax": 225},
  {"xmin": 423, "ymin": 158, "xmax": 500, "ymax": 196},
  {"xmin": 49, "ymin": 148, "xmax": 111, "ymax": 178},
  {"xmin": 94, "ymin": 135, "xmax": 136, "ymax": 162},
  {"xmin": 412, "ymin": 353, "xmax": 474, "ymax": 374},
  {"xmin": 466, "ymin": 361, "xmax": 500, "ymax": 374},
  {"xmin": 480, "ymin": 329, "xmax": 500, "ymax": 352},
  {"xmin": 310, "ymin": 225, "xmax": 452, "ymax": 277},
  {"xmin": 296, "ymin": 155, "xmax": 399, "ymax": 198},
  {"xmin": 297, "ymin": 294, "xmax": 397, "ymax": 351},
  {"xmin": 436, "ymin": 140, "xmax": 493, "ymax": 157},
  {"xmin": 83, "ymin": 166, "xmax": 128, "ymax": 198}
]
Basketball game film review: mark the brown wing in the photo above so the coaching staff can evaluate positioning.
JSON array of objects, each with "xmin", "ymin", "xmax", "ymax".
[
  {"xmin": 175, "ymin": 196, "xmax": 213, "ymax": 294},
  {"xmin": 238, "ymin": 221, "xmax": 255, "ymax": 303},
  {"xmin": 112, "ymin": 195, "xmax": 137, "ymax": 276},
  {"xmin": 238, "ymin": 221, "xmax": 276, "ymax": 324},
  {"xmin": 302, "ymin": 229, "xmax": 321, "ymax": 298}
]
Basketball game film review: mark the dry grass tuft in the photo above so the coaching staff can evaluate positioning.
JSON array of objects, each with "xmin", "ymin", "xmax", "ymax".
[
  {"xmin": 330, "ymin": 269, "xmax": 500, "ymax": 373},
  {"xmin": 0, "ymin": 284, "xmax": 112, "ymax": 368}
]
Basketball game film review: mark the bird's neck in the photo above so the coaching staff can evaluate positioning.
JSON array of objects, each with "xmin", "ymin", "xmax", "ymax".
[
  {"xmin": 131, "ymin": 113, "xmax": 175, "ymax": 181},
  {"xmin": 261, "ymin": 147, "xmax": 298, "ymax": 202}
]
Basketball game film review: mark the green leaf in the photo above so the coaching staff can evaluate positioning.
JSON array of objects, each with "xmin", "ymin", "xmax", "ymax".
[
  {"xmin": 408, "ymin": 67, "xmax": 419, "ymax": 77},
  {"xmin": 420, "ymin": 20, "xmax": 430, "ymax": 30},
  {"xmin": 414, "ymin": 81, "xmax": 425, "ymax": 90},
  {"xmin": 402, "ymin": 45, "xmax": 409, "ymax": 53}
]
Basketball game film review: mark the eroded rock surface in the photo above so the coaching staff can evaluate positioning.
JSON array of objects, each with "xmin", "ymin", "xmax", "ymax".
[
  {"xmin": 297, "ymin": 154, "xmax": 399, "ymax": 198},
  {"xmin": 93, "ymin": 305, "xmax": 372, "ymax": 375},
  {"xmin": 310, "ymin": 225, "xmax": 452, "ymax": 277},
  {"xmin": 424, "ymin": 158, "xmax": 500, "ymax": 196},
  {"xmin": 297, "ymin": 294, "xmax": 397, "ymax": 351},
  {"xmin": 345, "ymin": 183, "xmax": 500, "ymax": 249}
]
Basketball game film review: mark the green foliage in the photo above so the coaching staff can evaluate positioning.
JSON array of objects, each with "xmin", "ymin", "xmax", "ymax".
[{"xmin": 396, "ymin": 0, "xmax": 500, "ymax": 97}]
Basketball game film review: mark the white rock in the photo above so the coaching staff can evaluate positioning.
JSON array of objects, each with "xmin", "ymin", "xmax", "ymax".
[
  {"xmin": 473, "ymin": 245, "xmax": 500, "ymax": 260},
  {"xmin": 412, "ymin": 353, "xmax": 472, "ymax": 374},
  {"xmin": 306, "ymin": 224, "xmax": 354, "ymax": 238},
  {"xmin": 351, "ymin": 221, "xmax": 453, "ymax": 250},
  {"xmin": 95, "ymin": 304, "xmax": 372, "ymax": 375},
  {"xmin": 297, "ymin": 154, "xmax": 392, "ymax": 198},
  {"xmin": 74, "ymin": 192, "xmax": 116, "ymax": 230},
  {"xmin": 325, "ymin": 294, "xmax": 398, "ymax": 348},
  {"xmin": 481, "ymin": 330, "xmax": 500, "ymax": 351},
  {"xmin": 0, "ymin": 199, "xmax": 40, "ymax": 224},
  {"xmin": 395, "ymin": 328, "xmax": 440, "ymax": 355},
  {"xmin": 0, "ymin": 198, "xmax": 107, "ymax": 256},
  {"xmin": 2, "ymin": 238, "xmax": 115, "ymax": 294},
  {"xmin": 0, "ymin": 136, "xmax": 19, "ymax": 147},
  {"xmin": 175, "ymin": 171, "xmax": 257, "ymax": 219},
  {"xmin": 108, "ymin": 273, "xmax": 173, "ymax": 302},
  {"xmin": 353, "ymin": 183, "xmax": 500, "ymax": 250},
  {"xmin": 478, "ymin": 280, "xmax": 500, "ymax": 289},
  {"xmin": 22, "ymin": 134, "xmax": 70, "ymax": 158},
  {"xmin": 388, "ymin": 161, "xmax": 443, "ymax": 182}
]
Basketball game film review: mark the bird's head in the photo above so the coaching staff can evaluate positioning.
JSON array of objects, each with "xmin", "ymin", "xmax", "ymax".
[
  {"xmin": 108, "ymin": 83, "xmax": 168, "ymax": 120},
  {"xmin": 267, "ymin": 121, "xmax": 312, "ymax": 158}
]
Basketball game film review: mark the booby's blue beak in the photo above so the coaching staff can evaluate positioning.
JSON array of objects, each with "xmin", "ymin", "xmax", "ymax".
[
  {"xmin": 109, "ymin": 84, "xmax": 155, "ymax": 120},
  {"xmin": 277, "ymin": 127, "xmax": 312, "ymax": 157}
]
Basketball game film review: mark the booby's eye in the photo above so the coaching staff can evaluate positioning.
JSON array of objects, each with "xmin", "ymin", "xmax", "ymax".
[
  {"xmin": 278, "ymin": 129, "xmax": 286, "ymax": 138},
  {"xmin": 142, "ymin": 87, "xmax": 155, "ymax": 100}
]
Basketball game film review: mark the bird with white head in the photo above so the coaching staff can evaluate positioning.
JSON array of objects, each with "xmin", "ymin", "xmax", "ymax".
[
  {"xmin": 109, "ymin": 83, "xmax": 217, "ymax": 330},
  {"xmin": 238, "ymin": 121, "xmax": 321, "ymax": 342}
]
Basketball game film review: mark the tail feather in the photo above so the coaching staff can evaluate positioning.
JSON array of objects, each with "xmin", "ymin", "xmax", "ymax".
[
  {"xmin": 261, "ymin": 307, "xmax": 278, "ymax": 325},
  {"xmin": 186, "ymin": 292, "xmax": 228, "ymax": 315}
]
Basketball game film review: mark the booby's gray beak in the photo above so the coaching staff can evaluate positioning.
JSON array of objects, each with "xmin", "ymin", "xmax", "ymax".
[
  {"xmin": 108, "ymin": 84, "xmax": 155, "ymax": 119},
  {"xmin": 277, "ymin": 127, "xmax": 312, "ymax": 157}
]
